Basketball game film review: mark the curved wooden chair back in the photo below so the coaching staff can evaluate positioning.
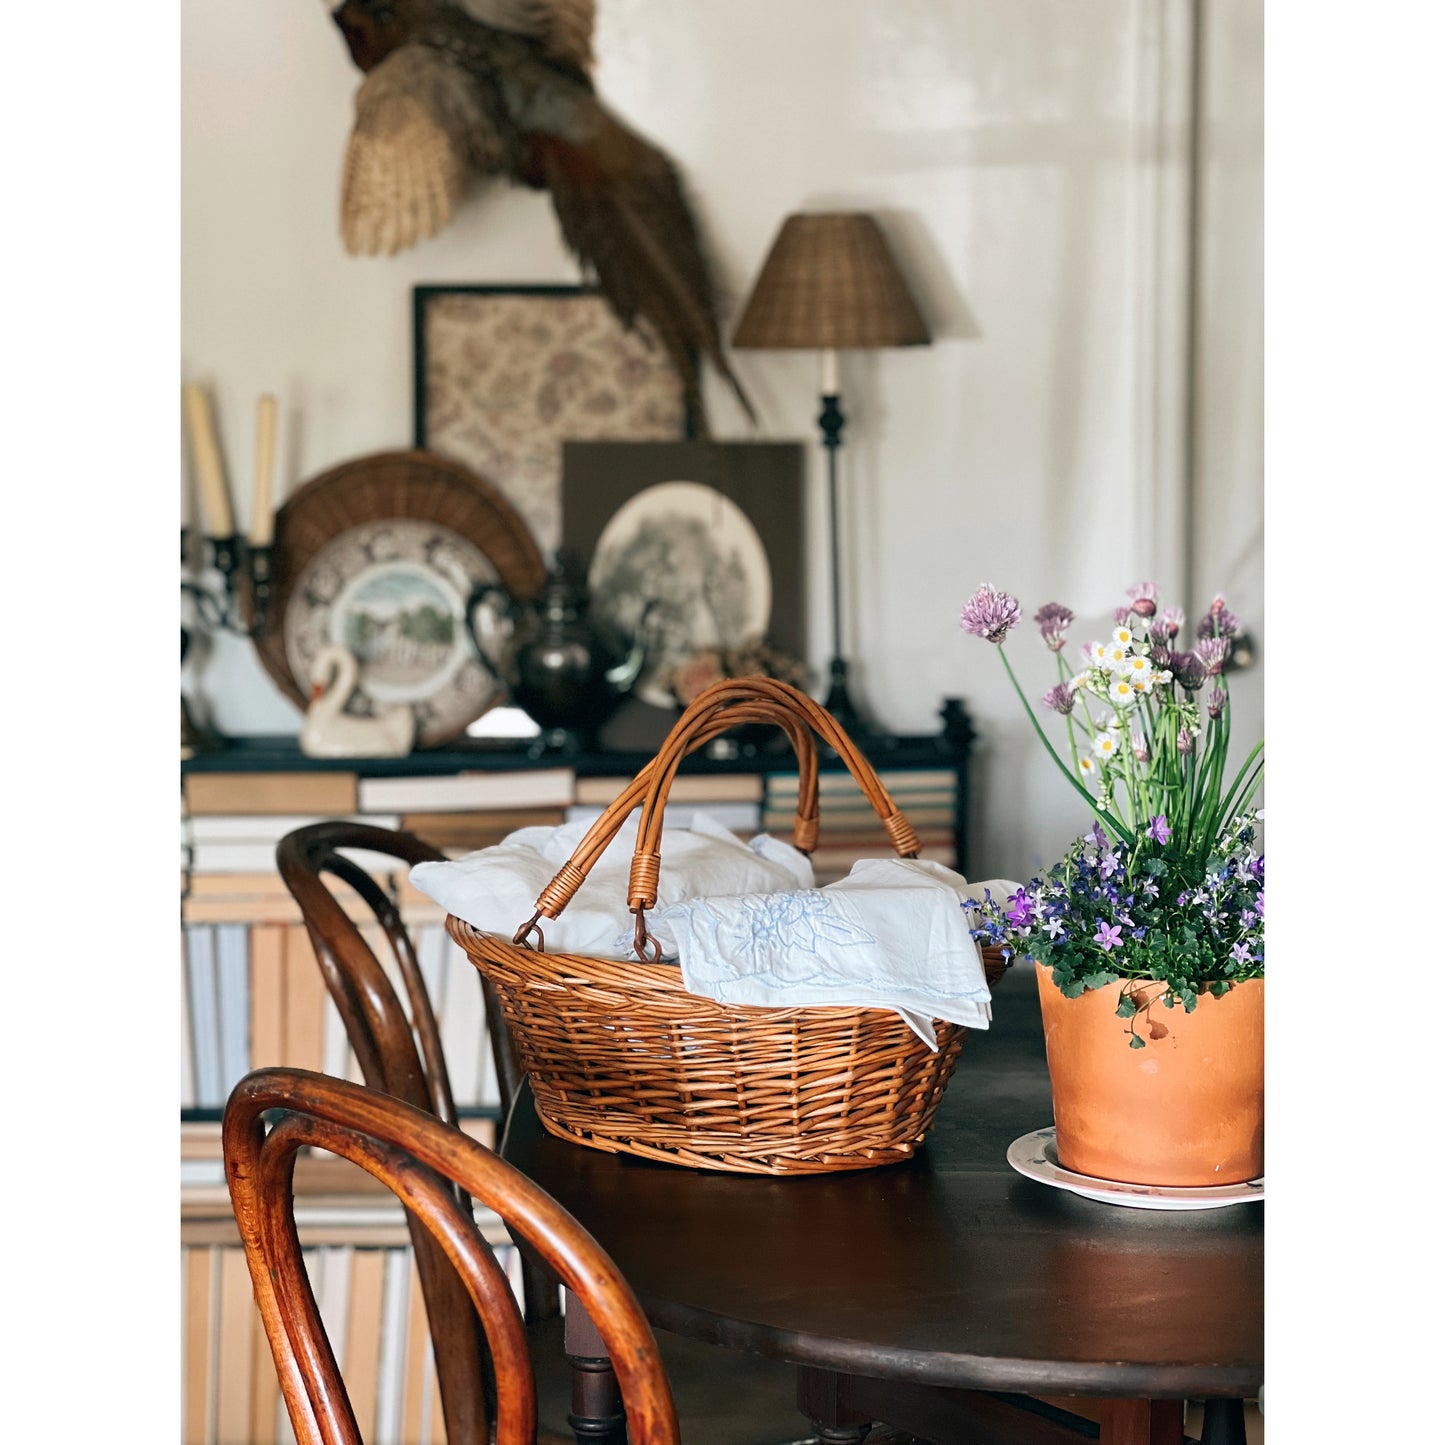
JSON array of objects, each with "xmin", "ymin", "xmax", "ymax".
[
  {"xmin": 275, "ymin": 821, "xmax": 525, "ymax": 1444},
  {"xmin": 275, "ymin": 820, "xmax": 521, "ymax": 1121},
  {"xmin": 225, "ymin": 1067, "xmax": 680, "ymax": 1445}
]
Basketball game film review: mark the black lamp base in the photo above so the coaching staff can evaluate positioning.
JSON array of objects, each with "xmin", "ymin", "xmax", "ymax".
[{"xmin": 822, "ymin": 657, "xmax": 878, "ymax": 743}]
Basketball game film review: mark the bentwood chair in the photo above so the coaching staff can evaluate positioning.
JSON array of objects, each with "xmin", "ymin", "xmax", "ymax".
[
  {"xmin": 224, "ymin": 1067, "xmax": 679, "ymax": 1445},
  {"xmin": 276, "ymin": 820, "xmax": 801, "ymax": 1445}
]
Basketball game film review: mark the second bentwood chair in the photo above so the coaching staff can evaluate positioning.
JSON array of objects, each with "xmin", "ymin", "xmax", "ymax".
[
  {"xmin": 276, "ymin": 820, "xmax": 802, "ymax": 1445},
  {"xmin": 225, "ymin": 1066, "xmax": 680, "ymax": 1445}
]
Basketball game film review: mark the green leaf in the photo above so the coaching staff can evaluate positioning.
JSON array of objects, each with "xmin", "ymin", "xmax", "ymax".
[
  {"xmin": 1061, "ymin": 977, "xmax": 1088, "ymax": 999},
  {"xmin": 1116, "ymin": 995, "xmax": 1138, "ymax": 1018},
  {"xmin": 1128, "ymin": 1034, "xmax": 1146, "ymax": 1049}
]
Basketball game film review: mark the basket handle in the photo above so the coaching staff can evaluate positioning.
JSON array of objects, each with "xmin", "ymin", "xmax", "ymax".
[
  {"xmin": 513, "ymin": 692, "xmax": 821, "ymax": 947},
  {"xmin": 622, "ymin": 679, "xmax": 920, "ymax": 956}
]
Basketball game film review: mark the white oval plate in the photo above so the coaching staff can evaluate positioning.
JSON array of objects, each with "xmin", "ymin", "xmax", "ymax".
[{"xmin": 1006, "ymin": 1127, "xmax": 1264, "ymax": 1211}]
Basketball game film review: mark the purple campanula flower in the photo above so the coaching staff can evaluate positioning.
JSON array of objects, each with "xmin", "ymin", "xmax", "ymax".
[
  {"xmin": 1005, "ymin": 888, "xmax": 1035, "ymax": 927},
  {"xmin": 1093, "ymin": 921, "xmax": 1124, "ymax": 951},
  {"xmin": 1041, "ymin": 682, "xmax": 1077, "ymax": 714},
  {"xmin": 1126, "ymin": 581, "xmax": 1159, "ymax": 617},
  {"xmin": 1098, "ymin": 849, "xmax": 1120, "ymax": 878},
  {"xmin": 1197, "ymin": 595, "xmax": 1240, "ymax": 639},
  {"xmin": 1146, "ymin": 814, "xmax": 1171, "ymax": 844},
  {"xmin": 1230, "ymin": 941, "xmax": 1253, "ymax": 965},
  {"xmin": 1177, "ymin": 726, "xmax": 1195, "ymax": 755},
  {"xmin": 961, "ymin": 583, "xmax": 1021, "ymax": 643},
  {"xmin": 1034, "ymin": 602, "xmax": 1074, "ymax": 652},
  {"xmin": 1090, "ymin": 822, "xmax": 1108, "ymax": 849},
  {"xmin": 1207, "ymin": 688, "xmax": 1228, "ymax": 720},
  {"xmin": 1170, "ymin": 651, "xmax": 1206, "ymax": 691},
  {"xmin": 1196, "ymin": 637, "xmax": 1230, "ymax": 675}
]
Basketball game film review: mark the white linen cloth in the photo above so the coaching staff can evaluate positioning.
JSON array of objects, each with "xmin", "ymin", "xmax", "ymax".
[
  {"xmin": 637, "ymin": 859, "xmax": 1022, "ymax": 1047},
  {"xmin": 409, "ymin": 811, "xmax": 814, "ymax": 957}
]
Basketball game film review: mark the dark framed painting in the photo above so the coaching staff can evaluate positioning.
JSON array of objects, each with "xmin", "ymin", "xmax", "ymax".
[
  {"xmin": 560, "ymin": 440, "xmax": 806, "ymax": 714},
  {"xmin": 413, "ymin": 285, "xmax": 692, "ymax": 560}
]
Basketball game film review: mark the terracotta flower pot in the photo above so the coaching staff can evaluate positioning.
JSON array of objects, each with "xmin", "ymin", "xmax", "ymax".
[{"xmin": 1035, "ymin": 964, "xmax": 1264, "ymax": 1187}]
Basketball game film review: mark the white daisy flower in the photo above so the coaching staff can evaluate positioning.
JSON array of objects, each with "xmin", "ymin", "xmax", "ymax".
[
  {"xmin": 1124, "ymin": 654, "xmax": 1153, "ymax": 679},
  {"xmin": 1111, "ymin": 626, "xmax": 1136, "ymax": 649},
  {"xmin": 1092, "ymin": 732, "xmax": 1121, "ymax": 759},
  {"xmin": 1102, "ymin": 641, "xmax": 1133, "ymax": 671},
  {"xmin": 1089, "ymin": 641, "xmax": 1109, "ymax": 666},
  {"xmin": 1079, "ymin": 755, "xmax": 1099, "ymax": 778},
  {"xmin": 1108, "ymin": 678, "xmax": 1137, "ymax": 707}
]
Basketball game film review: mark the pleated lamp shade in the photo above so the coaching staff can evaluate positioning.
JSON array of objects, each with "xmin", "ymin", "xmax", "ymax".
[{"xmin": 732, "ymin": 213, "xmax": 930, "ymax": 351}]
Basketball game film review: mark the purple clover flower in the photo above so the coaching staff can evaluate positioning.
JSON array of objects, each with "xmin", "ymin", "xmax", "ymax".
[
  {"xmin": 1146, "ymin": 814, "xmax": 1171, "ymax": 844},
  {"xmin": 1207, "ymin": 688, "xmax": 1227, "ymax": 720},
  {"xmin": 1170, "ymin": 651, "xmax": 1206, "ymax": 691},
  {"xmin": 1177, "ymin": 726, "xmax": 1195, "ymax": 755},
  {"xmin": 1131, "ymin": 730, "xmax": 1150, "ymax": 764},
  {"xmin": 1113, "ymin": 605, "xmax": 1132, "ymax": 626},
  {"xmin": 1197, "ymin": 596, "xmax": 1240, "ymax": 639},
  {"xmin": 1126, "ymin": 581, "xmax": 1159, "ymax": 617},
  {"xmin": 1093, "ymin": 921, "xmax": 1124, "ymax": 951},
  {"xmin": 1196, "ymin": 637, "xmax": 1230, "ymax": 675},
  {"xmin": 1041, "ymin": 682, "xmax": 1077, "ymax": 715},
  {"xmin": 960, "ymin": 583, "xmax": 1021, "ymax": 643},
  {"xmin": 1034, "ymin": 602, "xmax": 1074, "ymax": 652},
  {"xmin": 1160, "ymin": 606, "xmax": 1185, "ymax": 638}
]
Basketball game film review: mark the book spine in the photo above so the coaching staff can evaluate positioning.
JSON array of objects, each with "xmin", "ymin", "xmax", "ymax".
[
  {"xmin": 184, "ymin": 926, "xmax": 223, "ymax": 1109},
  {"xmin": 439, "ymin": 935, "xmax": 484, "ymax": 1109},
  {"xmin": 357, "ymin": 767, "xmax": 575, "ymax": 814},
  {"xmin": 215, "ymin": 924, "xmax": 251, "ymax": 1095},
  {"xmin": 344, "ymin": 1248, "xmax": 387, "ymax": 1442},
  {"xmin": 283, "ymin": 924, "xmax": 329, "ymax": 1074},
  {"xmin": 180, "ymin": 941, "xmax": 196, "ymax": 1111},
  {"xmin": 215, "ymin": 1246, "xmax": 258, "ymax": 1443},
  {"xmin": 375, "ymin": 1250, "xmax": 411, "ymax": 1445},
  {"xmin": 249, "ymin": 925, "xmax": 287, "ymax": 1070}
]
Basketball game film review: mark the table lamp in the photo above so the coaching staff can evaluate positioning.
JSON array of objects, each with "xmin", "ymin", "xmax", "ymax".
[{"xmin": 732, "ymin": 212, "xmax": 930, "ymax": 734}]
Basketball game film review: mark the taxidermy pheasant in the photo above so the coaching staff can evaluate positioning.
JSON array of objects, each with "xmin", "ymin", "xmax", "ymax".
[{"xmin": 327, "ymin": 0, "xmax": 753, "ymax": 432}]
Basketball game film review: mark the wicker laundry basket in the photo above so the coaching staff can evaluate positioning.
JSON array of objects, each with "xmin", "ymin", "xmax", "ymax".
[{"xmin": 447, "ymin": 678, "xmax": 1007, "ymax": 1175}]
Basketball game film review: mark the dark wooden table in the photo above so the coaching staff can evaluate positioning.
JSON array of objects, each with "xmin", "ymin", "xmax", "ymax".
[{"xmin": 501, "ymin": 962, "xmax": 1263, "ymax": 1445}]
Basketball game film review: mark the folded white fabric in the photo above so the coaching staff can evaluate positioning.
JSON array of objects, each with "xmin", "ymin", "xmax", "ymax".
[
  {"xmin": 409, "ymin": 810, "xmax": 814, "ymax": 957},
  {"xmin": 640, "ymin": 860, "xmax": 1022, "ymax": 1048}
]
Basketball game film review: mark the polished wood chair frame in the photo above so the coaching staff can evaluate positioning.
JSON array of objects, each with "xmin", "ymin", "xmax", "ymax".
[{"xmin": 225, "ymin": 1067, "xmax": 680, "ymax": 1445}]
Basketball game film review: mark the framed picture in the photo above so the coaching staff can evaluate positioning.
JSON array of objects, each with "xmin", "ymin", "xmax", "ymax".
[
  {"xmin": 413, "ymin": 285, "xmax": 691, "ymax": 560},
  {"xmin": 561, "ymin": 440, "xmax": 806, "ymax": 711}
]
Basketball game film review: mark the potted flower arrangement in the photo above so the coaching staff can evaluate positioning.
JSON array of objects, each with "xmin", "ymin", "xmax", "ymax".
[{"xmin": 960, "ymin": 580, "xmax": 1263, "ymax": 1187}]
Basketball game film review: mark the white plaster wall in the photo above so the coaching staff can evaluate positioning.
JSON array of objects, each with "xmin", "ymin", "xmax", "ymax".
[{"xmin": 181, "ymin": 0, "xmax": 1261, "ymax": 881}]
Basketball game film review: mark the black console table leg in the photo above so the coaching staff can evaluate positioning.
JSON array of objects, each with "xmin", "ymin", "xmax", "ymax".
[
  {"xmin": 1199, "ymin": 1398, "xmax": 1247, "ymax": 1445},
  {"xmin": 563, "ymin": 1288, "xmax": 626, "ymax": 1445}
]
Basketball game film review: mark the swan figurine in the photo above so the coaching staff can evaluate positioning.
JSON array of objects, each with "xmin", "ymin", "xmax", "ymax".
[{"xmin": 299, "ymin": 644, "xmax": 416, "ymax": 759}]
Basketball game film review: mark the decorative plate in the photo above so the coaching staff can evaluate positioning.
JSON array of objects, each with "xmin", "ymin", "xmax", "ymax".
[
  {"xmin": 256, "ymin": 450, "xmax": 547, "ymax": 747},
  {"xmin": 586, "ymin": 480, "xmax": 773, "ymax": 707},
  {"xmin": 1006, "ymin": 1128, "xmax": 1265, "ymax": 1211}
]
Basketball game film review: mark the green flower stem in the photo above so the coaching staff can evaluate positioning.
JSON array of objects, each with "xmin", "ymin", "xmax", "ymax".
[
  {"xmin": 997, "ymin": 646, "xmax": 1133, "ymax": 845},
  {"xmin": 1055, "ymin": 654, "xmax": 1084, "ymax": 779}
]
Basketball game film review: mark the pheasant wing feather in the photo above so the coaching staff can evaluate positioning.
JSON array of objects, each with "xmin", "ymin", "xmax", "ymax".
[
  {"xmin": 341, "ymin": 42, "xmax": 503, "ymax": 256},
  {"xmin": 537, "ymin": 103, "xmax": 755, "ymax": 430}
]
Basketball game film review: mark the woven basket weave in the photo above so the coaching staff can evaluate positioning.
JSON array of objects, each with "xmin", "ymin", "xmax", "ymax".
[{"xmin": 447, "ymin": 679, "xmax": 1006, "ymax": 1175}]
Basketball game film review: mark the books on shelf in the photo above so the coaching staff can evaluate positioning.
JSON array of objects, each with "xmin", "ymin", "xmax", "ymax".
[
  {"xmin": 765, "ymin": 766, "xmax": 957, "ymax": 798},
  {"xmin": 184, "ymin": 771, "xmax": 359, "ymax": 816},
  {"xmin": 185, "ymin": 812, "xmax": 400, "ymax": 841},
  {"xmin": 357, "ymin": 767, "xmax": 575, "ymax": 814},
  {"xmin": 574, "ymin": 772, "xmax": 764, "ymax": 805},
  {"xmin": 180, "ymin": 917, "xmax": 503, "ymax": 1116},
  {"xmin": 563, "ymin": 801, "xmax": 762, "ymax": 834},
  {"xmin": 400, "ymin": 807, "xmax": 567, "ymax": 852}
]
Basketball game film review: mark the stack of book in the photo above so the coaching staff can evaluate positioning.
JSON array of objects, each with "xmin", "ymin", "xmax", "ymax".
[
  {"xmin": 763, "ymin": 766, "xmax": 959, "ymax": 885},
  {"xmin": 564, "ymin": 771, "xmax": 763, "ymax": 835}
]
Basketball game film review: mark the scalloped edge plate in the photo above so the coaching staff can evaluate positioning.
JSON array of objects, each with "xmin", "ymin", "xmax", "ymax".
[{"xmin": 1006, "ymin": 1127, "xmax": 1264, "ymax": 1211}]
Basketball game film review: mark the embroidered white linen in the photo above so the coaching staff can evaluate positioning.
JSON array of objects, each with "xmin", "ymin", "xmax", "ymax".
[
  {"xmin": 639, "ymin": 859, "xmax": 1022, "ymax": 1048},
  {"xmin": 409, "ymin": 811, "xmax": 814, "ymax": 956}
]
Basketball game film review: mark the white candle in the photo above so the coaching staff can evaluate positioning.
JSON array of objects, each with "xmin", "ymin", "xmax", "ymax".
[
  {"xmin": 820, "ymin": 347, "xmax": 840, "ymax": 396},
  {"xmin": 182, "ymin": 384, "xmax": 234, "ymax": 537},
  {"xmin": 250, "ymin": 394, "xmax": 278, "ymax": 546}
]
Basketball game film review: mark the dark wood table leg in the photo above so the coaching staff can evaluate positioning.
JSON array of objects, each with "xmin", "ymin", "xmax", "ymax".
[
  {"xmin": 563, "ymin": 1288, "xmax": 626, "ymax": 1445},
  {"xmin": 798, "ymin": 1365, "xmax": 874, "ymax": 1445},
  {"xmin": 1199, "ymin": 1398, "xmax": 1246, "ymax": 1445},
  {"xmin": 1098, "ymin": 1398, "xmax": 1185, "ymax": 1445}
]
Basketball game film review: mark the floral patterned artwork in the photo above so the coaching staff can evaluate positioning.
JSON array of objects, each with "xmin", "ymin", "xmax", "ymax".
[{"xmin": 417, "ymin": 289, "xmax": 687, "ymax": 558}]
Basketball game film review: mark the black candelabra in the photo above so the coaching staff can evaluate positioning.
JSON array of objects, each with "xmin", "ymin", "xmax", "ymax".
[{"xmin": 181, "ymin": 528, "xmax": 275, "ymax": 754}]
